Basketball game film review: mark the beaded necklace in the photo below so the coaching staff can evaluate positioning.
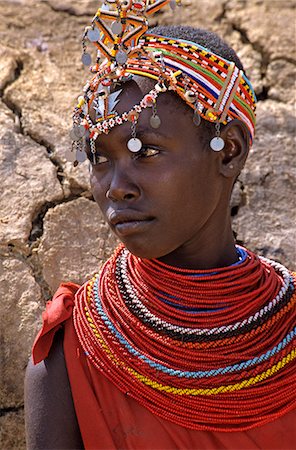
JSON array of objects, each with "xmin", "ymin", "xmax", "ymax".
[{"xmin": 73, "ymin": 245, "xmax": 296, "ymax": 431}]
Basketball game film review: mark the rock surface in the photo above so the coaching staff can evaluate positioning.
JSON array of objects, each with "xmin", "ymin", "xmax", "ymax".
[
  {"xmin": 0, "ymin": 257, "xmax": 43, "ymax": 407},
  {"xmin": 0, "ymin": 101, "xmax": 64, "ymax": 252},
  {"xmin": 38, "ymin": 197, "xmax": 118, "ymax": 292},
  {"xmin": 232, "ymin": 100, "xmax": 296, "ymax": 263},
  {"xmin": 0, "ymin": 0, "xmax": 295, "ymax": 447}
]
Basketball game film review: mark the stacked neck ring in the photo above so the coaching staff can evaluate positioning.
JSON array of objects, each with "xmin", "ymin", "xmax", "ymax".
[
  {"xmin": 69, "ymin": 0, "xmax": 256, "ymax": 166},
  {"xmin": 73, "ymin": 245, "xmax": 296, "ymax": 431}
]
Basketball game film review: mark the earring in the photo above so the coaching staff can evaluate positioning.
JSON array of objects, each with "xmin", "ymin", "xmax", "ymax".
[
  {"xmin": 81, "ymin": 37, "xmax": 92, "ymax": 66},
  {"xmin": 210, "ymin": 122, "xmax": 225, "ymax": 151}
]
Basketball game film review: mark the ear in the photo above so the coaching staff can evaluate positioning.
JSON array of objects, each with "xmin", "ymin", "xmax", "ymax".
[{"xmin": 218, "ymin": 120, "xmax": 250, "ymax": 178}]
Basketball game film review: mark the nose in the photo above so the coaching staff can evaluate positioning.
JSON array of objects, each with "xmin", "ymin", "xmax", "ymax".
[{"xmin": 106, "ymin": 163, "xmax": 140, "ymax": 202}]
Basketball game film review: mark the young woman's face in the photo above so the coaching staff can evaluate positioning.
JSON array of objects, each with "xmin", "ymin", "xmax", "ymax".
[{"xmin": 89, "ymin": 80, "xmax": 228, "ymax": 264}]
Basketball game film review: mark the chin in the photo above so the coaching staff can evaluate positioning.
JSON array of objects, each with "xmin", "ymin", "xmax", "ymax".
[{"xmin": 119, "ymin": 240, "xmax": 167, "ymax": 261}]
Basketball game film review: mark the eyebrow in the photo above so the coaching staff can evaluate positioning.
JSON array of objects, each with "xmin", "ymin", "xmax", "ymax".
[
  {"xmin": 136, "ymin": 125, "xmax": 169, "ymax": 139},
  {"xmin": 89, "ymin": 123, "xmax": 171, "ymax": 153}
]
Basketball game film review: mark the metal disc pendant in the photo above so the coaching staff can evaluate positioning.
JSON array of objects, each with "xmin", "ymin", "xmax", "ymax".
[
  {"xmin": 87, "ymin": 28, "xmax": 100, "ymax": 42},
  {"xmin": 111, "ymin": 20, "xmax": 123, "ymax": 35},
  {"xmin": 127, "ymin": 137, "xmax": 142, "ymax": 153},
  {"xmin": 69, "ymin": 128, "xmax": 78, "ymax": 141},
  {"xmin": 76, "ymin": 149, "xmax": 87, "ymax": 163},
  {"xmin": 150, "ymin": 115, "xmax": 161, "ymax": 129},
  {"xmin": 116, "ymin": 50, "xmax": 128, "ymax": 65},
  {"xmin": 210, "ymin": 136, "xmax": 225, "ymax": 152},
  {"xmin": 81, "ymin": 52, "xmax": 92, "ymax": 66},
  {"xmin": 65, "ymin": 149, "xmax": 76, "ymax": 163},
  {"xmin": 193, "ymin": 113, "xmax": 201, "ymax": 126},
  {"xmin": 170, "ymin": 0, "xmax": 177, "ymax": 10},
  {"xmin": 70, "ymin": 125, "xmax": 85, "ymax": 140}
]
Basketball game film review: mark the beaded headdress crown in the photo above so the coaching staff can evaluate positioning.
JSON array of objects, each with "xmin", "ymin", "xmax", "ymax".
[{"xmin": 69, "ymin": 0, "xmax": 256, "ymax": 165}]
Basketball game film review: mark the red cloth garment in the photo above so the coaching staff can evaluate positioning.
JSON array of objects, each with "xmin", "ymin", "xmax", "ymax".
[{"xmin": 32, "ymin": 283, "xmax": 296, "ymax": 450}]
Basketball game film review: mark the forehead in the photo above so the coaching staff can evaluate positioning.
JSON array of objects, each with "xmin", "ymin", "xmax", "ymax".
[
  {"xmin": 116, "ymin": 76, "xmax": 191, "ymax": 115},
  {"xmin": 90, "ymin": 76, "xmax": 204, "ymax": 146}
]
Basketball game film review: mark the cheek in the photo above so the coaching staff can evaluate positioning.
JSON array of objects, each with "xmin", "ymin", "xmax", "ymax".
[{"xmin": 90, "ymin": 171, "xmax": 108, "ymax": 205}]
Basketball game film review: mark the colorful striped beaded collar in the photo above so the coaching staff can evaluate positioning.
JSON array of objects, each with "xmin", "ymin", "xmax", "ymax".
[{"xmin": 73, "ymin": 245, "xmax": 296, "ymax": 431}]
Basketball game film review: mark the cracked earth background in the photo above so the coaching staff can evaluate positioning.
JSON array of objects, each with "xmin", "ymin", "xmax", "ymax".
[{"xmin": 0, "ymin": 0, "xmax": 295, "ymax": 447}]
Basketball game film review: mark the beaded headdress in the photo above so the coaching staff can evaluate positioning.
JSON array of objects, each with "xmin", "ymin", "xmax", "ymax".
[{"xmin": 69, "ymin": 0, "xmax": 256, "ymax": 165}]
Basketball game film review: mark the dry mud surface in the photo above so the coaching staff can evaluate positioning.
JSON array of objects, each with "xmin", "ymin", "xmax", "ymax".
[{"xmin": 0, "ymin": 0, "xmax": 295, "ymax": 447}]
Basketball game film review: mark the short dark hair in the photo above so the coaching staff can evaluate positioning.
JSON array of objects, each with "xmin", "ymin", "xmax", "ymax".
[{"xmin": 149, "ymin": 25, "xmax": 244, "ymax": 71}]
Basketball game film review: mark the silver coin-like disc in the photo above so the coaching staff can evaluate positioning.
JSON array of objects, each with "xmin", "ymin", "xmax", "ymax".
[
  {"xmin": 210, "ymin": 136, "xmax": 225, "ymax": 152},
  {"xmin": 193, "ymin": 113, "xmax": 201, "ymax": 126},
  {"xmin": 76, "ymin": 149, "xmax": 87, "ymax": 163},
  {"xmin": 150, "ymin": 115, "xmax": 161, "ymax": 129},
  {"xmin": 65, "ymin": 149, "xmax": 77, "ymax": 163},
  {"xmin": 111, "ymin": 20, "xmax": 123, "ymax": 35},
  {"xmin": 116, "ymin": 50, "xmax": 128, "ymax": 65},
  {"xmin": 127, "ymin": 138, "xmax": 142, "ymax": 153},
  {"xmin": 71, "ymin": 125, "xmax": 86, "ymax": 139},
  {"xmin": 81, "ymin": 52, "xmax": 92, "ymax": 66},
  {"xmin": 87, "ymin": 28, "xmax": 100, "ymax": 42},
  {"xmin": 69, "ymin": 128, "xmax": 78, "ymax": 141},
  {"xmin": 170, "ymin": 0, "xmax": 177, "ymax": 10}
]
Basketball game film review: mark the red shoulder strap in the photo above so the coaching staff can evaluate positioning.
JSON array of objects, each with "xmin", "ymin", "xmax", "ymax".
[{"xmin": 32, "ymin": 282, "xmax": 80, "ymax": 364}]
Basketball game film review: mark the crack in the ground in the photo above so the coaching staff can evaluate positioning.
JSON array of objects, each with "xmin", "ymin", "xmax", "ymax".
[
  {"xmin": 231, "ymin": 179, "xmax": 246, "ymax": 247},
  {"xmin": 0, "ymin": 55, "xmax": 66, "ymax": 187},
  {"xmin": 0, "ymin": 59, "xmax": 23, "ymax": 100},
  {"xmin": 29, "ymin": 193, "xmax": 94, "ymax": 245},
  {"xmin": 25, "ymin": 131, "xmax": 65, "ymax": 186},
  {"xmin": 231, "ymin": 178, "xmax": 246, "ymax": 218},
  {"xmin": 28, "ymin": 244, "xmax": 54, "ymax": 301},
  {"xmin": 0, "ymin": 243, "xmax": 53, "ymax": 300},
  {"xmin": 227, "ymin": 22, "xmax": 271, "ymax": 101},
  {"xmin": 1, "ymin": 192, "xmax": 94, "ymax": 300},
  {"xmin": 214, "ymin": 1, "xmax": 227, "ymax": 22},
  {"xmin": 28, "ymin": 193, "xmax": 94, "ymax": 299},
  {"xmin": 272, "ymin": 56, "xmax": 296, "ymax": 66},
  {"xmin": 0, "ymin": 405, "xmax": 24, "ymax": 417},
  {"xmin": 0, "ymin": 59, "xmax": 24, "ymax": 133}
]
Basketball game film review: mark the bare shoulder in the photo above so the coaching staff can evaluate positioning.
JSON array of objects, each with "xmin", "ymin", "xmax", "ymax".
[{"xmin": 25, "ymin": 329, "xmax": 84, "ymax": 449}]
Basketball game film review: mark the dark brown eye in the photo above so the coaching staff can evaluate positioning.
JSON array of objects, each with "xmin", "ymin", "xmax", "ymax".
[
  {"xmin": 142, "ymin": 148, "xmax": 159, "ymax": 157},
  {"xmin": 135, "ymin": 147, "xmax": 160, "ymax": 159},
  {"xmin": 88, "ymin": 153, "xmax": 109, "ymax": 166}
]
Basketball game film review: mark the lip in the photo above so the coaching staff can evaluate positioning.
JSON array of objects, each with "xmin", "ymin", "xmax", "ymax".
[
  {"xmin": 114, "ymin": 219, "xmax": 155, "ymax": 236},
  {"xmin": 107, "ymin": 209, "xmax": 155, "ymax": 236}
]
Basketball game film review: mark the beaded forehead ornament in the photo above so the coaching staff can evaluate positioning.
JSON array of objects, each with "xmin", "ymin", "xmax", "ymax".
[{"xmin": 69, "ymin": 0, "xmax": 256, "ymax": 165}]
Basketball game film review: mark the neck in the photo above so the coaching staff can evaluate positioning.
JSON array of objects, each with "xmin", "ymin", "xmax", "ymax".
[{"xmin": 158, "ymin": 218, "xmax": 238, "ymax": 270}]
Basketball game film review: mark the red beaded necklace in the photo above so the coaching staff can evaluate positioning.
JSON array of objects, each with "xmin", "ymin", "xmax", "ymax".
[{"xmin": 73, "ymin": 244, "xmax": 296, "ymax": 431}]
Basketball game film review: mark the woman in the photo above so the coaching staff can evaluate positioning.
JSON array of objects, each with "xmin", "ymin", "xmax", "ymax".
[{"xmin": 25, "ymin": 1, "xmax": 296, "ymax": 449}]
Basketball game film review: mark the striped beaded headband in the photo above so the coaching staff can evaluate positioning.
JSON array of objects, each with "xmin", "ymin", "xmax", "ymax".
[{"xmin": 69, "ymin": 0, "xmax": 256, "ymax": 165}]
